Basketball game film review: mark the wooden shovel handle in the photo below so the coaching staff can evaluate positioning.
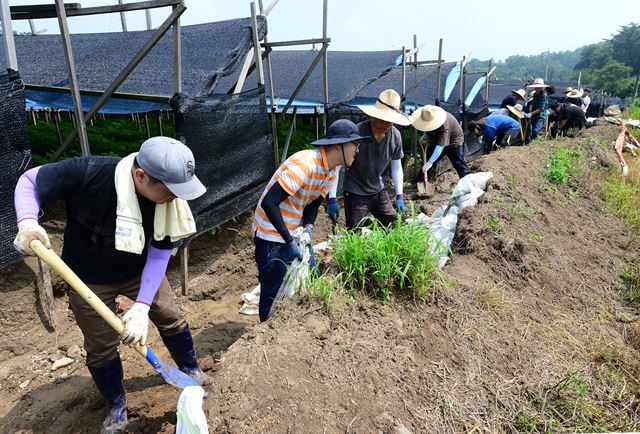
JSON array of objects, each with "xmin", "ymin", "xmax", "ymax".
[{"xmin": 29, "ymin": 239, "xmax": 147, "ymax": 357}]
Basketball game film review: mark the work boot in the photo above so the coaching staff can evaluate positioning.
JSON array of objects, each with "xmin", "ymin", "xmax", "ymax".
[
  {"xmin": 161, "ymin": 325, "xmax": 210, "ymax": 386},
  {"xmin": 87, "ymin": 356, "xmax": 128, "ymax": 434}
]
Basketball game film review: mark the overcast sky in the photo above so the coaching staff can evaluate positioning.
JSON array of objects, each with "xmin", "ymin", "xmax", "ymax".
[{"xmin": 5, "ymin": 0, "xmax": 637, "ymax": 61}]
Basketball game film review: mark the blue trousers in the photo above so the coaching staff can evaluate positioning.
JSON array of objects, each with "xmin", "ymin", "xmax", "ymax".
[
  {"xmin": 527, "ymin": 116, "xmax": 546, "ymax": 142},
  {"xmin": 426, "ymin": 144, "xmax": 470, "ymax": 178},
  {"xmin": 254, "ymin": 236, "xmax": 288, "ymax": 322},
  {"xmin": 254, "ymin": 235, "xmax": 316, "ymax": 322}
]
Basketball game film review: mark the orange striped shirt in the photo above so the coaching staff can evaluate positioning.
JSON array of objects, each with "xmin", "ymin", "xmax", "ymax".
[{"xmin": 253, "ymin": 147, "xmax": 336, "ymax": 242}]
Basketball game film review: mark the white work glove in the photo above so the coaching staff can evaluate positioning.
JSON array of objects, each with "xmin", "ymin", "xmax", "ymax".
[
  {"xmin": 121, "ymin": 302, "xmax": 150, "ymax": 346},
  {"xmin": 524, "ymin": 112, "xmax": 533, "ymax": 119},
  {"xmin": 13, "ymin": 218, "xmax": 51, "ymax": 255},
  {"xmin": 422, "ymin": 160, "xmax": 433, "ymax": 174}
]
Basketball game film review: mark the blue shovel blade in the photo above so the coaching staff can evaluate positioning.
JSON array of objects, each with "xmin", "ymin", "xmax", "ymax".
[{"xmin": 145, "ymin": 347, "xmax": 199, "ymax": 389}]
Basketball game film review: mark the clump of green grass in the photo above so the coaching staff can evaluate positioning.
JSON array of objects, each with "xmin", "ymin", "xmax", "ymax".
[
  {"xmin": 621, "ymin": 263, "xmax": 640, "ymax": 309},
  {"xmin": 297, "ymin": 272, "xmax": 342, "ymax": 313},
  {"xmin": 488, "ymin": 217, "xmax": 501, "ymax": 231},
  {"xmin": 602, "ymin": 162, "xmax": 640, "ymax": 229},
  {"xmin": 518, "ymin": 343, "xmax": 640, "ymax": 434},
  {"xmin": 542, "ymin": 147, "xmax": 583, "ymax": 185},
  {"xmin": 333, "ymin": 219, "xmax": 445, "ymax": 302}
]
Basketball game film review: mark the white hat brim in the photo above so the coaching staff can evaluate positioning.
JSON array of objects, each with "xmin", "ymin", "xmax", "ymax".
[
  {"xmin": 411, "ymin": 106, "xmax": 447, "ymax": 132},
  {"xmin": 506, "ymin": 105, "xmax": 524, "ymax": 119},
  {"xmin": 165, "ymin": 175, "xmax": 207, "ymax": 201},
  {"xmin": 358, "ymin": 104, "xmax": 412, "ymax": 126}
]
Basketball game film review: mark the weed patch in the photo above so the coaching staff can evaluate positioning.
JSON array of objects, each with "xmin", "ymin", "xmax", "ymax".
[
  {"xmin": 541, "ymin": 147, "xmax": 583, "ymax": 185},
  {"xmin": 602, "ymin": 161, "xmax": 640, "ymax": 229},
  {"xmin": 333, "ymin": 220, "xmax": 446, "ymax": 302},
  {"xmin": 620, "ymin": 262, "xmax": 640, "ymax": 309}
]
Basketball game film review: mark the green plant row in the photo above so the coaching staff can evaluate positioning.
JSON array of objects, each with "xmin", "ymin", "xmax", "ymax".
[{"xmin": 27, "ymin": 114, "xmax": 174, "ymax": 166}]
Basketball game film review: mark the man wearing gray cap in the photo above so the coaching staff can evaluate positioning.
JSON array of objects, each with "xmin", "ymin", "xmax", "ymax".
[{"xmin": 12, "ymin": 137, "xmax": 207, "ymax": 434}]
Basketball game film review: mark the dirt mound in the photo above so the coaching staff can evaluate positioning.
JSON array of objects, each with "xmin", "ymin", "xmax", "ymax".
[{"xmin": 2, "ymin": 123, "xmax": 639, "ymax": 433}]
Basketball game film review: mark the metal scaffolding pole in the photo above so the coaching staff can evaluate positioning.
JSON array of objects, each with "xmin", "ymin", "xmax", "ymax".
[
  {"xmin": 250, "ymin": 2, "xmax": 264, "ymax": 85},
  {"xmin": 435, "ymin": 38, "xmax": 443, "ymax": 105},
  {"xmin": 173, "ymin": 3, "xmax": 181, "ymax": 93},
  {"xmin": 401, "ymin": 46, "xmax": 406, "ymax": 98},
  {"xmin": 118, "ymin": 0, "xmax": 127, "ymax": 31},
  {"xmin": 322, "ymin": 0, "xmax": 328, "ymax": 134},
  {"xmin": 0, "ymin": 0, "xmax": 18, "ymax": 70},
  {"xmin": 145, "ymin": 9, "xmax": 152, "ymax": 30},
  {"xmin": 258, "ymin": 0, "xmax": 280, "ymax": 166},
  {"xmin": 55, "ymin": 0, "xmax": 91, "ymax": 156}
]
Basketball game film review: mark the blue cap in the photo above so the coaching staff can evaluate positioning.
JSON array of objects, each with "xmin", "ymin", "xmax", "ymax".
[{"xmin": 310, "ymin": 119, "xmax": 372, "ymax": 146}]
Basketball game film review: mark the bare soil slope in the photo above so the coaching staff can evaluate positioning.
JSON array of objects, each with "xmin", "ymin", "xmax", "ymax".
[{"xmin": 1, "ymin": 123, "xmax": 638, "ymax": 433}]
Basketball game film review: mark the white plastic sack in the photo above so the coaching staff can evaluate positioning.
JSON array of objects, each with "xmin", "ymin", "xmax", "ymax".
[
  {"xmin": 239, "ymin": 284, "xmax": 260, "ymax": 315},
  {"xmin": 410, "ymin": 171, "xmax": 493, "ymax": 268},
  {"xmin": 239, "ymin": 228, "xmax": 313, "ymax": 316},
  {"xmin": 176, "ymin": 386, "xmax": 208, "ymax": 434}
]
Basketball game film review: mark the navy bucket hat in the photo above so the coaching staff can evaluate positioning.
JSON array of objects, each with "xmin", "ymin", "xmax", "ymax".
[{"xmin": 311, "ymin": 119, "xmax": 372, "ymax": 146}]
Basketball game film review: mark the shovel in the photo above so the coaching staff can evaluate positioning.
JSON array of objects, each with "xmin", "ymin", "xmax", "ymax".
[
  {"xmin": 416, "ymin": 138, "xmax": 434, "ymax": 196},
  {"xmin": 29, "ymin": 239, "xmax": 199, "ymax": 390}
]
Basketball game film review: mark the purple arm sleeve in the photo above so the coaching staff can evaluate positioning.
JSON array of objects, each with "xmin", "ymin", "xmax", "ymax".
[
  {"xmin": 15, "ymin": 167, "xmax": 41, "ymax": 223},
  {"xmin": 136, "ymin": 244, "xmax": 172, "ymax": 306}
]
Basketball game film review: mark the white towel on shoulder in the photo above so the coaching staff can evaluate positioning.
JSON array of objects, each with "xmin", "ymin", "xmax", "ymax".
[{"xmin": 114, "ymin": 153, "xmax": 197, "ymax": 255}]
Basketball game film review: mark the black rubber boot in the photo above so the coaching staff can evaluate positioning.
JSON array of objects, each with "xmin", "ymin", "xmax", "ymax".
[
  {"xmin": 87, "ymin": 356, "xmax": 128, "ymax": 434},
  {"xmin": 161, "ymin": 325, "xmax": 210, "ymax": 385}
]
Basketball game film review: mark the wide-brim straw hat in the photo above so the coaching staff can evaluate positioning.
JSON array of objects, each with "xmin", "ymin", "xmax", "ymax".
[
  {"xmin": 507, "ymin": 104, "xmax": 525, "ymax": 119},
  {"xmin": 411, "ymin": 105, "xmax": 447, "ymax": 132},
  {"xmin": 511, "ymin": 88, "xmax": 526, "ymax": 100},
  {"xmin": 357, "ymin": 89, "xmax": 412, "ymax": 126},
  {"xmin": 564, "ymin": 87, "xmax": 573, "ymax": 94},
  {"xmin": 566, "ymin": 89, "xmax": 582, "ymax": 98},
  {"xmin": 527, "ymin": 78, "xmax": 550, "ymax": 88}
]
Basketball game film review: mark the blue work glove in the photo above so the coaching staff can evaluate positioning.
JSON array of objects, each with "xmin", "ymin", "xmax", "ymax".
[
  {"xmin": 327, "ymin": 197, "xmax": 340, "ymax": 223},
  {"xmin": 282, "ymin": 240, "xmax": 303, "ymax": 264},
  {"xmin": 395, "ymin": 194, "xmax": 405, "ymax": 214}
]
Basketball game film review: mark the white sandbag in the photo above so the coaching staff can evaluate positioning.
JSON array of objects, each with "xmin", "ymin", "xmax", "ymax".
[
  {"xmin": 412, "ymin": 172, "xmax": 494, "ymax": 268},
  {"xmin": 176, "ymin": 386, "xmax": 209, "ymax": 434}
]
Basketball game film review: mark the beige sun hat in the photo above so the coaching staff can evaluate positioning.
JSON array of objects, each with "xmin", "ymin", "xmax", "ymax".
[
  {"xmin": 564, "ymin": 86, "xmax": 573, "ymax": 94},
  {"xmin": 527, "ymin": 78, "xmax": 550, "ymax": 88},
  {"xmin": 566, "ymin": 89, "xmax": 582, "ymax": 98},
  {"xmin": 507, "ymin": 104, "xmax": 525, "ymax": 119},
  {"xmin": 411, "ymin": 105, "xmax": 447, "ymax": 132},
  {"xmin": 511, "ymin": 89, "xmax": 526, "ymax": 100},
  {"xmin": 357, "ymin": 89, "xmax": 412, "ymax": 126}
]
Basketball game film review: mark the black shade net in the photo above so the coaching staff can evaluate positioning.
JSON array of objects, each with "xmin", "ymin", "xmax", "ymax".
[
  {"xmin": 0, "ymin": 71, "xmax": 32, "ymax": 269},
  {"xmin": 215, "ymin": 49, "xmax": 400, "ymax": 103},
  {"xmin": 0, "ymin": 17, "xmax": 266, "ymax": 110},
  {"xmin": 171, "ymin": 86, "xmax": 274, "ymax": 236}
]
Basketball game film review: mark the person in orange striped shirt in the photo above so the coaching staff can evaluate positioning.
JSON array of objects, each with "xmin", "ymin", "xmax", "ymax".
[{"xmin": 253, "ymin": 119, "xmax": 371, "ymax": 321}]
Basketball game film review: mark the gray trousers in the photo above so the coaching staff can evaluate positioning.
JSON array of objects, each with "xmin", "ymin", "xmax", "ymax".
[{"xmin": 68, "ymin": 276, "xmax": 186, "ymax": 367}]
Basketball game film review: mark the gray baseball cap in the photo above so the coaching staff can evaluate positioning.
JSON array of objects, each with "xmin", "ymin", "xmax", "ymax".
[{"xmin": 137, "ymin": 136, "xmax": 206, "ymax": 201}]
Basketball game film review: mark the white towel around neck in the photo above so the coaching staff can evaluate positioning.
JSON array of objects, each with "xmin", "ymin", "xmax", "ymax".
[{"xmin": 114, "ymin": 153, "xmax": 197, "ymax": 254}]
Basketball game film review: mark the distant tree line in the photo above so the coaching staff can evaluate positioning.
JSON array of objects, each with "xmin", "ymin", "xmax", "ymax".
[
  {"xmin": 575, "ymin": 23, "xmax": 640, "ymax": 100},
  {"xmin": 467, "ymin": 22, "xmax": 640, "ymax": 102},
  {"xmin": 467, "ymin": 48, "xmax": 583, "ymax": 83}
]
